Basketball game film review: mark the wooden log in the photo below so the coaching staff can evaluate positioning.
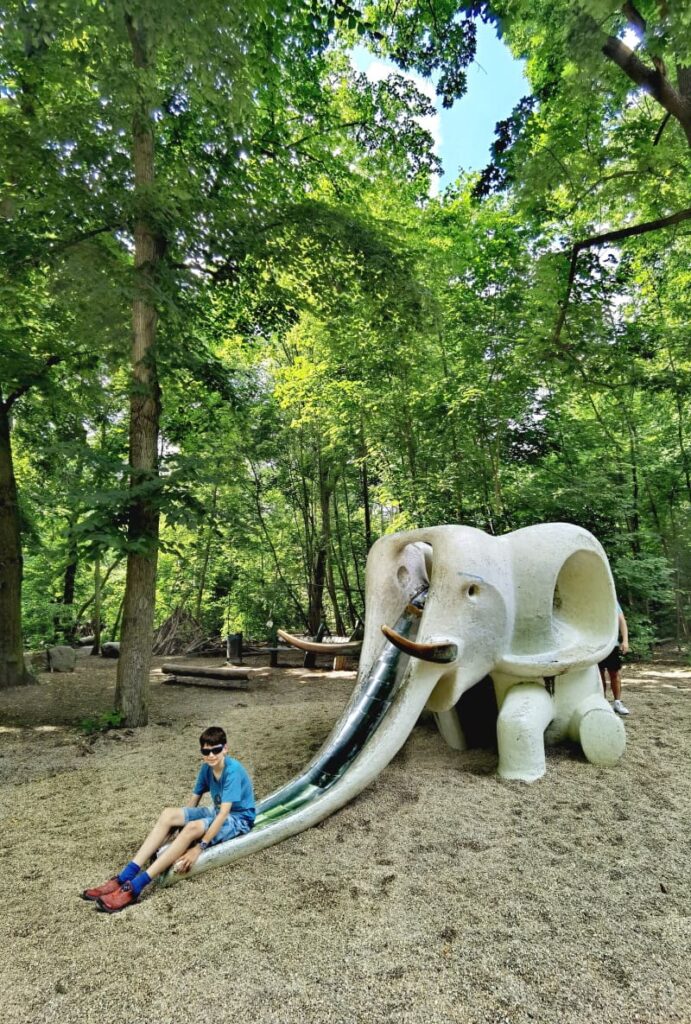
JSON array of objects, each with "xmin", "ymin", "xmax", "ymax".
[
  {"xmin": 161, "ymin": 663, "xmax": 248, "ymax": 680},
  {"xmin": 162, "ymin": 674, "xmax": 250, "ymax": 691}
]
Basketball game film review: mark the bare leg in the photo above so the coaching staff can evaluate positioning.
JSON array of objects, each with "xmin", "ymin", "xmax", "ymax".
[
  {"xmin": 130, "ymin": 807, "xmax": 186, "ymax": 868},
  {"xmin": 610, "ymin": 669, "xmax": 622, "ymax": 701},
  {"xmin": 599, "ymin": 667, "xmax": 607, "ymax": 694},
  {"xmin": 146, "ymin": 820, "xmax": 205, "ymax": 880}
]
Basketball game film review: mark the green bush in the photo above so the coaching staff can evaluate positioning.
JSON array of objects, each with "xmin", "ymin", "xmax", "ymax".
[{"xmin": 77, "ymin": 710, "xmax": 124, "ymax": 735}]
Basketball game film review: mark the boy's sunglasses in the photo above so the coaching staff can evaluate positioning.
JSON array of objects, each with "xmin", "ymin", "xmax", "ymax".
[{"xmin": 200, "ymin": 744, "xmax": 224, "ymax": 756}]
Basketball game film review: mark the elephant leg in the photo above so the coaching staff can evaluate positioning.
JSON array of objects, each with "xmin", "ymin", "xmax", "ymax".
[
  {"xmin": 433, "ymin": 708, "xmax": 466, "ymax": 751},
  {"xmin": 569, "ymin": 693, "xmax": 626, "ymax": 767},
  {"xmin": 497, "ymin": 683, "xmax": 554, "ymax": 783}
]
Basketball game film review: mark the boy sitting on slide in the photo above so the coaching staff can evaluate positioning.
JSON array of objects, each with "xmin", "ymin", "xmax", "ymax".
[{"xmin": 81, "ymin": 725, "xmax": 255, "ymax": 913}]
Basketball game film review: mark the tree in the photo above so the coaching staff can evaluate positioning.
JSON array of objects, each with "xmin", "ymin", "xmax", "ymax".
[
  {"xmin": 0, "ymin": 383, "xmax": 34, "ymax": 688},
  {"xmin": 5, "ymin": 1, "xmax": 688, "ymax": 700},
  {"xmin": 0, "ymin": 243, "xmax": 122, "ymax": 686},
  {"xmin": 0, "ymin": 0, "xmax": 445, "ymax": 713}
]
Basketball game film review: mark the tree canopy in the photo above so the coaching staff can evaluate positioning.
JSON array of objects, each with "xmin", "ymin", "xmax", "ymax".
[{"xmin": 1, "ymin": 0, "xmax": 688, "ymax": 716}]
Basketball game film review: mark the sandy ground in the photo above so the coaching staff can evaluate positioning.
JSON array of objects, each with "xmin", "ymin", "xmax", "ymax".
[{"xmin": 0, "ymin": 651, "xmax": 690, "ymax": 1024}]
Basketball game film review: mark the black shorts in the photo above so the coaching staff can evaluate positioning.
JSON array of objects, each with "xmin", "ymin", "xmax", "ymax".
[{"xmin": 599, "ymin": 645, "xmax": 622, "ymax": 672}]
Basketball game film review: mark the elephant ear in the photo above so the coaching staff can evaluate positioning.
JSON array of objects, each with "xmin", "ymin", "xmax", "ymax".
[
  {"xmin": 496, "ymin": 523, "xmax": 618, "ymax": 679},
  {"xmin": 358, "ymin": 533, "xmax": 432, "ymax": 681}
]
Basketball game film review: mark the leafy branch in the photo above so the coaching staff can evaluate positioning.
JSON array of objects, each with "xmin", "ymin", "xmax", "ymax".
[{"xmin": 552, "ymin": 207, "xmax": 691, "ymax": 350}]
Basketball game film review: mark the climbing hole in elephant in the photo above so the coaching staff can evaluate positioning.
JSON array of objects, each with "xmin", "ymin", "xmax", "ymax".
[
  {"xmin": 510, "ymin": 548, "xmax": 614, "ymax": 658},
  {"xmin": 551, "ymin": 549, "xmax": 614, "ymax": 652}
]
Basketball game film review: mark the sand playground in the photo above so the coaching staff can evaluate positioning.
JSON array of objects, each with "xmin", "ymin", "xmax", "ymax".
[{"xmin": 0, "ymin": 652, "xmax": 690, "ymax": 1024}]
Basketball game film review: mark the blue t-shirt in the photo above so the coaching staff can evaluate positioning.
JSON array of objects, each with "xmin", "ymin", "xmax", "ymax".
[{"xmin": 194, "ymin": 756, "xmax": 255, "ymax": 822}]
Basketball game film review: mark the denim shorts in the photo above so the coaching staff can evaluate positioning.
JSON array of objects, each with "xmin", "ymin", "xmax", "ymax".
[{"xmin": 182, "ymin": 806, "xmax": 254, "ymax": 845}]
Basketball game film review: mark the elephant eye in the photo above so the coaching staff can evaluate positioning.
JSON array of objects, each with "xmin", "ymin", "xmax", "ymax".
[{"xmin": 466, "ymin": 583, "xmax": 479, "ymax": 598}]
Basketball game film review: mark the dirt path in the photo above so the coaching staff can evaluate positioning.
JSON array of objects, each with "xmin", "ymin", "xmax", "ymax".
[{"xmin": 0, "ymin": 655, "xmax": 689, "ymax": 1024}]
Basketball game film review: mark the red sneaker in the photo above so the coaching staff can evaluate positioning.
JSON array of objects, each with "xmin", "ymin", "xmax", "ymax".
[
  {"xmin": 81, "ymin": 877, "xmax": 121, "ymax": 902},
  {"xmin": 97, "ymin": 881, "xmax": 139, "ymax": 913}
]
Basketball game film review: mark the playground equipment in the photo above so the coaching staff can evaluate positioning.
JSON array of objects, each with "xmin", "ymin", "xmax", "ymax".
[
  {"xmin": 224, "ymin": 626, "xmax": 360, "ymax": 669},
  {"xmin": 159, "ymin": 522, "xmax": 625, "ymax": 886},
  {"xmin": 277, "ymin": 628, "xmax": 362, "ymax": 669}
]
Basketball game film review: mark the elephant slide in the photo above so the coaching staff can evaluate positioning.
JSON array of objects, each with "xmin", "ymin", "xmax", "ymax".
[{"xmin": 159, "ymin": 523, "xmax": 625, "ymax": 887}]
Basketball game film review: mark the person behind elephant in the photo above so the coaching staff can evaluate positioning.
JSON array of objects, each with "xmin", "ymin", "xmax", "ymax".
[
  {"xmin": 599, "ymin": 604, "xmax": 630, "ymax": 715},
  {"xmin": 80, "ymin": 725, "xmax": 255, "ymax": 912}
]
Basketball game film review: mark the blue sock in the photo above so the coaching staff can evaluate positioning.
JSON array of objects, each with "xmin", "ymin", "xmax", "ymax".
[
  {"xmin": 117, "ymin": 861, "xmax": 140, "ymax": 884},
  {"xmin": 129, "ymin": 871, "xmax": 152, "ymax": 896}
]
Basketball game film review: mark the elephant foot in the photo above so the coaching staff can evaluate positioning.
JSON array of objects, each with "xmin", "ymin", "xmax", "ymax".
[
  {"xmin": 497, "ymin": 683, "xmax": 554, "ymax": 783},
  {"xmin": 578, "ymin": 705, "xmax": 626, "ymax": 766}
]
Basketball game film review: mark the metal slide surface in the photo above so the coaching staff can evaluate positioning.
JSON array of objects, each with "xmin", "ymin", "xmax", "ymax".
[{"xmin": 159, "ymin": 589, "xmax": 431, "ymax": 886}]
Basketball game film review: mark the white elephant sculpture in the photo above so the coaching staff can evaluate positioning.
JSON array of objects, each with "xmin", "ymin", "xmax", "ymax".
[
  {"xmin": 365, "ymin": 522, "xmax": 625, "ymax": 782},
  {"xmin": 160, "ymin": 521, "xmax": 624, "ymax": 886}
]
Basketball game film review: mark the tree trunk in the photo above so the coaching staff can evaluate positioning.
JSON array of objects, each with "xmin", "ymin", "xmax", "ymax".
[
  {"xmin": 360, "ymin": 418, "xmax": 372, "ymax": 553},
  {"xmin": 437, "ymin": 333, "xmax": 466, "ymax": 520},
  {"xmin": 326, "ymin": 551, "xmax": 345, "ymax": 635},
  {"xmin": 340, "ymin": 473, "xmax": 365, "ymax": 606},
  {"xmin": 60, "ymin": 526, "xmax": 78, "ymax": 642},
  {"xmin": 112, "ymin": 594, "xmax": 125, "ymax": 642},
  {"xmin": 194, "ymin": 484, "xmax": 218, "ymax": 621},
  {"xmin": 62, "ymin": 550, "xmax": 77, "ymax": 607},
  {"xmin": 297, "ymin": 438, "xmax": 316, "ymax": 592},
  {"xmin": 91, "ymin": 555, "xmax": 102, "ymax": 657},
  {"xmin": 320, "ymin": 459, "xmax": 344, "ymax": 634},
  {"xmin": 626, "ymin": 422, "xmax": 642, "ymax": 557},
  {"xmin": 74, "ymin": 556, "xmax": 122, "ymax": 623},
  {"xmin": 115, "ymin": 16, "xmax": 164, "ymax": 727},
  {"xmin": 668, "ymin": 354, "xmax": 691, "ymax": 503},
  {"xmin": 307, "ymin": 447, "xmax": 336, "ymax": 634},
  {"xmin": 0, "ymin": 398, "xmax": 33, "ymax": 688},
  {"xmin": 331, "ymin": 489, "xmax": 359, "ymax": 628},
  {"xmin": 307, "ymin": 548, "xmax": 327, "ymax": 635},
  {"xmin": 602, "ymin": 36, "xmax": 691, "ymax": 145}
]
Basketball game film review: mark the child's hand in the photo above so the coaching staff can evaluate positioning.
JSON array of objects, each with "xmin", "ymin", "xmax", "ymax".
[{"xmin": 174, "ymin": 847, "xmax": 202, "ymax": 873}]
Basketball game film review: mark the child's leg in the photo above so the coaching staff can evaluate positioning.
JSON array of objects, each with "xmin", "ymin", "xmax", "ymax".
[
  {"xmin": 130, "ymin": 807, "xmax": 187, "ymax": 867},
  {"xmin": 82, "ymin": 807, "xmax": 188, "ymax": 901},
  {"xmin": 145, "ymin": 820, "xmax": 206, "ymax": 880},
  {"xmin": 93, "ymin": 816, "xmax": 205, "ymax": 912}
]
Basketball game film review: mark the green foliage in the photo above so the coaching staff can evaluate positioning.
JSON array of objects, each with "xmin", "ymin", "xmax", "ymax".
[
  {"xmin": 621, "ymin": 612, "xmax": 658, "ymax": 661},
  {"xmin": 2, "ymin": 0, "xmax": 689, "ymax": 673},
  {"xmin": 77, "ymin": 709, "xmax": 125, "ymax": 736}
]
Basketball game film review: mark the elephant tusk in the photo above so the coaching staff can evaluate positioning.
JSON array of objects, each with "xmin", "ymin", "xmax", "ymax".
[
  {"xmin": 277, "ymin": 629, "xmax": 363, "ymax": 655},
  {"xmin": 381, "ymin": 625, "xmax": 458, "ymax": 663}
]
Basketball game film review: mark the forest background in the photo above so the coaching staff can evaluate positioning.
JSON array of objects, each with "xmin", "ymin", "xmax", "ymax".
[{"xmin": 1, "ymin": 0, "xmax": 689, "ymax": 724}]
